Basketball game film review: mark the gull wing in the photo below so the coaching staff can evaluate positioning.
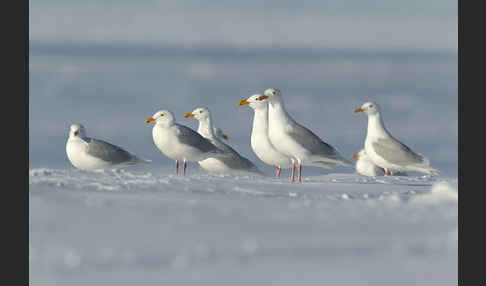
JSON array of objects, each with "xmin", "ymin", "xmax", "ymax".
[
  {"xmin": 287, "ymin": 122, "xmax": 349, "ymax": 164},
  {"xmin": 175, "ymin": 124, "xmax": 222, "ymax": 154},
  {"xmin": 86, "ymin": 138, "xmax": 136, "ymax": 164},
  {"xmin": 372, "ymin": 137, "xmax": 425, "ymax": 166}
]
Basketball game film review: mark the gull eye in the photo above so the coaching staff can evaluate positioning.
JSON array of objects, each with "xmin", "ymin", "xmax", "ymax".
[
  {"xmin": 74, "ymin": 131, "xmax": 78, "ymax": 136},
  {"xmin": 369, "ymin": 105, "xmax": 373, "ymax": 108},
  {"xmin": 199, "ymin": 110, "xmax": 203, "ymax": 113}
]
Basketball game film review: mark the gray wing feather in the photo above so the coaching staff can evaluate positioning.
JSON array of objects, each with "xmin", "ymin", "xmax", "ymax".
[
  {"xmin": 288, "ymin": 123, "xmax": 342, "ymax": 159},
  {"xmin": 372, "ymin": 137, "xmax": 424, "ymax": 165},
  {"xmin": 176, "ymin": 124, "xmax": 259, "ymax": 172},
  {"xmin": 219, "ymin": 155, "xmax": 261, "ymax": 172},
  {"xmin": 86, "ymin": 138, "xmax": 137, "ymax": 164},
  {"xmin": 211, "ymin": 139, "xmax": 238, "ymax": 155},
  {"xmin": 175, "ymin": 124, "xmax": 221, "ymax": 153},
  {"xmin": 208, "ymin": 138, "xmax": 262, "ymax": 173}
]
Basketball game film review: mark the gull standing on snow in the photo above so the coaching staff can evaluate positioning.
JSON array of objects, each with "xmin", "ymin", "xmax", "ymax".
[
  {"xmin": 145, "ymin": 110, "xmax": 229, "ymax": 175},
  {"xmin": 354, "ymin": 102, "xmax": 438, "ymax": 175},
  {"xmin": 66, "ymin": 124, "xmax": 151, "ymax": 170},
  {"xmin": 184, "ymin": 107, "xmax": 263, "ymax": 176},
  {"xmin": 238, "ymin": 94, "xmax": 291, "ymax": 177},
  {"xmin": 260, "ymin": 88, "xmax": 351, "ymax": 183}
]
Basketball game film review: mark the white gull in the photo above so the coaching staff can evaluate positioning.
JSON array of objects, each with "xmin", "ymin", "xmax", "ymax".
[
  {"xmin": 239, "ymin": 94, "xmax": 291, "ymax": 177},
  {"xmin": 354, "ymin": 102, "xmax": 438, "ymax": 175},
  {"xmin": 352, "ymin": 149, "xmax": 408, "ymax": 177},
  {"xmin": 352, "ymin": 149, "xmax": 385, "ymax": 177},
  {"xmin": 146, "ymin": 110, "xmax": 229, "ymax": 175},
  {"xmin": 66, "ymin": 124, "xmax": 150, "ymax": 170},
  {"xmin": 184, "ymin": 107, "xmax": 263, "ymax": 176},
  {"xmin": 261, "ymin": 88, "xmax": 351, "ymax": 183}
]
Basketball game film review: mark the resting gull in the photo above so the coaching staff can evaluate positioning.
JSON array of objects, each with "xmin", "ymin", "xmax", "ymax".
[
  {"xmin": 66, "ymin": 124, "xmax": 151, "ymax": 170},
  {"xmin": 352, "ymin": 149, "xmax": 408, "ymax": 177},
  {"xmin": 352, "ymin": 149, "xmax": 385, "ymax": 177}
]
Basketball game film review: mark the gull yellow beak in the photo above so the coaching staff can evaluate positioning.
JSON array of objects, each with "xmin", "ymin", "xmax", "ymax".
[
  {"xmin": 184, "ymin": 113, "xmax": 195, "ymax": 118},
  {"xmin": 222, "ymin": 135, "xmax": 228, "ymax": 140},
  {"xmin": 354, "ymin": 108, "xmax": 364, "ymax": 113},
  {"xmin": 145, "ymin": 117, "xmax": 155, "ymax": 123},
  {"xmin": 238, "ymin": 100, "xmax": 250, "ymax": 106},
  {"xmin": 351, "ymin": 153, "xmax": 360, "ymax": 159},
  {"xmin": 257, "ymin": 95, "xmax": 269, "ymax": 101}
]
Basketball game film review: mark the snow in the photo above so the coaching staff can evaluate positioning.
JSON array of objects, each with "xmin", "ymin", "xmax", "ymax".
[{"xmin": 29, "ymin": 168, "xmax": 457, "ymax": 285}]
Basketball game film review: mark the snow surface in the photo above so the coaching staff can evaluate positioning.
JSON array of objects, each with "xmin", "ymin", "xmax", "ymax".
[{"xmin": 29, "ymin": 167, "xmax": 457, "ymax": 285}]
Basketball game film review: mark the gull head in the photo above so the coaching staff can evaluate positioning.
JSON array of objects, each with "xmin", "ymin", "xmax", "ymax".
[
  {"xmin": 145, "ymin": 110, "xmax": 175, "ymax": 125},
  {"xmin": 238, "ymin": 94, "xmax": 268, "ymax": 110},
  {"xmin": 184, "ymin": 107, "xmax": 211, "ymax": 123},
  {"xmin": 263, "ymin": 88, "xmax": 283, "ymax": 107},
  {"xmin": 263, "ymin": 88, "xmax": 281, "ymax": 100},
  {"xmin": 69, "ymin": 124, "xmax": 87, "ymax": 139},
  {"xmin": 354, "ymin": 102, "xmax": 381, "ymax": 116}
]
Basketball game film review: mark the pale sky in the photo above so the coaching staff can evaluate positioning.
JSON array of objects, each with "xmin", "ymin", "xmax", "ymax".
[{"xmin": 29, "ymin": 0, "xmax": 457, "ymax": 52}]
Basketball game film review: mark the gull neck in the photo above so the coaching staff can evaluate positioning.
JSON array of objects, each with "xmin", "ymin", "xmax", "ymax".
[
  {"xmin": 251, "ymin": 105, "xmax": 269, "ymax": 137},
  {"xmin": 197, "ymin": 117, "xmax": 215, "ymax": 139},
  {"xmin": 268, "ymin": 99, "xmax": 295, "ymax": 127},
  {"xmin": 367, "ymin": 113, "xmax": 389, "ymax": 138}
]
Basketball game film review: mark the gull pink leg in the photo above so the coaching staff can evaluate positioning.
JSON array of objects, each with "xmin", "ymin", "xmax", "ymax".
[
  {"xmin": 183, "ymin": 160, "xmax": 187, "ymax": 176},
  {"xmin": 291, "ymin": 161, "xmax": 296, "ymax": 183},
  {"xmin": 298, "ymin": 164, "xmax": 302, "ymax": 183},
  {"xmin": 175, "ymin": 160, "xmax": 179, "ymax": 175},
  {"xmin": 276, "ymin": 166, "xmax": 281, "ymax": 177}
]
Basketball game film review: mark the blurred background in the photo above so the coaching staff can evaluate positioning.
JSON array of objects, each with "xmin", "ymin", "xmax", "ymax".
[{"xmin": 29, "ymin": 0, "xmax": 458, "ymax": 176}]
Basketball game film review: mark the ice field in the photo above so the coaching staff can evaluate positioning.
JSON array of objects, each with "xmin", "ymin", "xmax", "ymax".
[{"xmin": 29, "ymin": 167, "xmax": 457, "ymax": 285}]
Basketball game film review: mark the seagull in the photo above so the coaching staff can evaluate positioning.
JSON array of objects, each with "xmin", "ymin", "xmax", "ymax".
[
  {"xmin": 354, "ymin": 102, "xmax": 438, "ymax": 175},
  {"xmin": 239, "ymin": 94, "xmax": 292, "ymax": 177},
  {"xmin": 66, "ymin": 124, "xmax": 151, "ymax": 170},
  {"xmin": 184, "ymin": 107, "xmax": 263, "ymax": 176},
  {"xmin": 261, "ymin": 88, "xmax": 351, "ymax": 183},
  {"xmin": 352, "ymin": 149, "xmax": 408, "ymax": 177},
  {"xmin": 146, "ymin": 110, "xmax": 229, "ymax": 175},
  {"xmin": 352, "ymin": 149, "xmax": 385, "ymax": 177},
  {"xmin": 213, "ymin": 127, "xmax": 229, "ymax": 141}
]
